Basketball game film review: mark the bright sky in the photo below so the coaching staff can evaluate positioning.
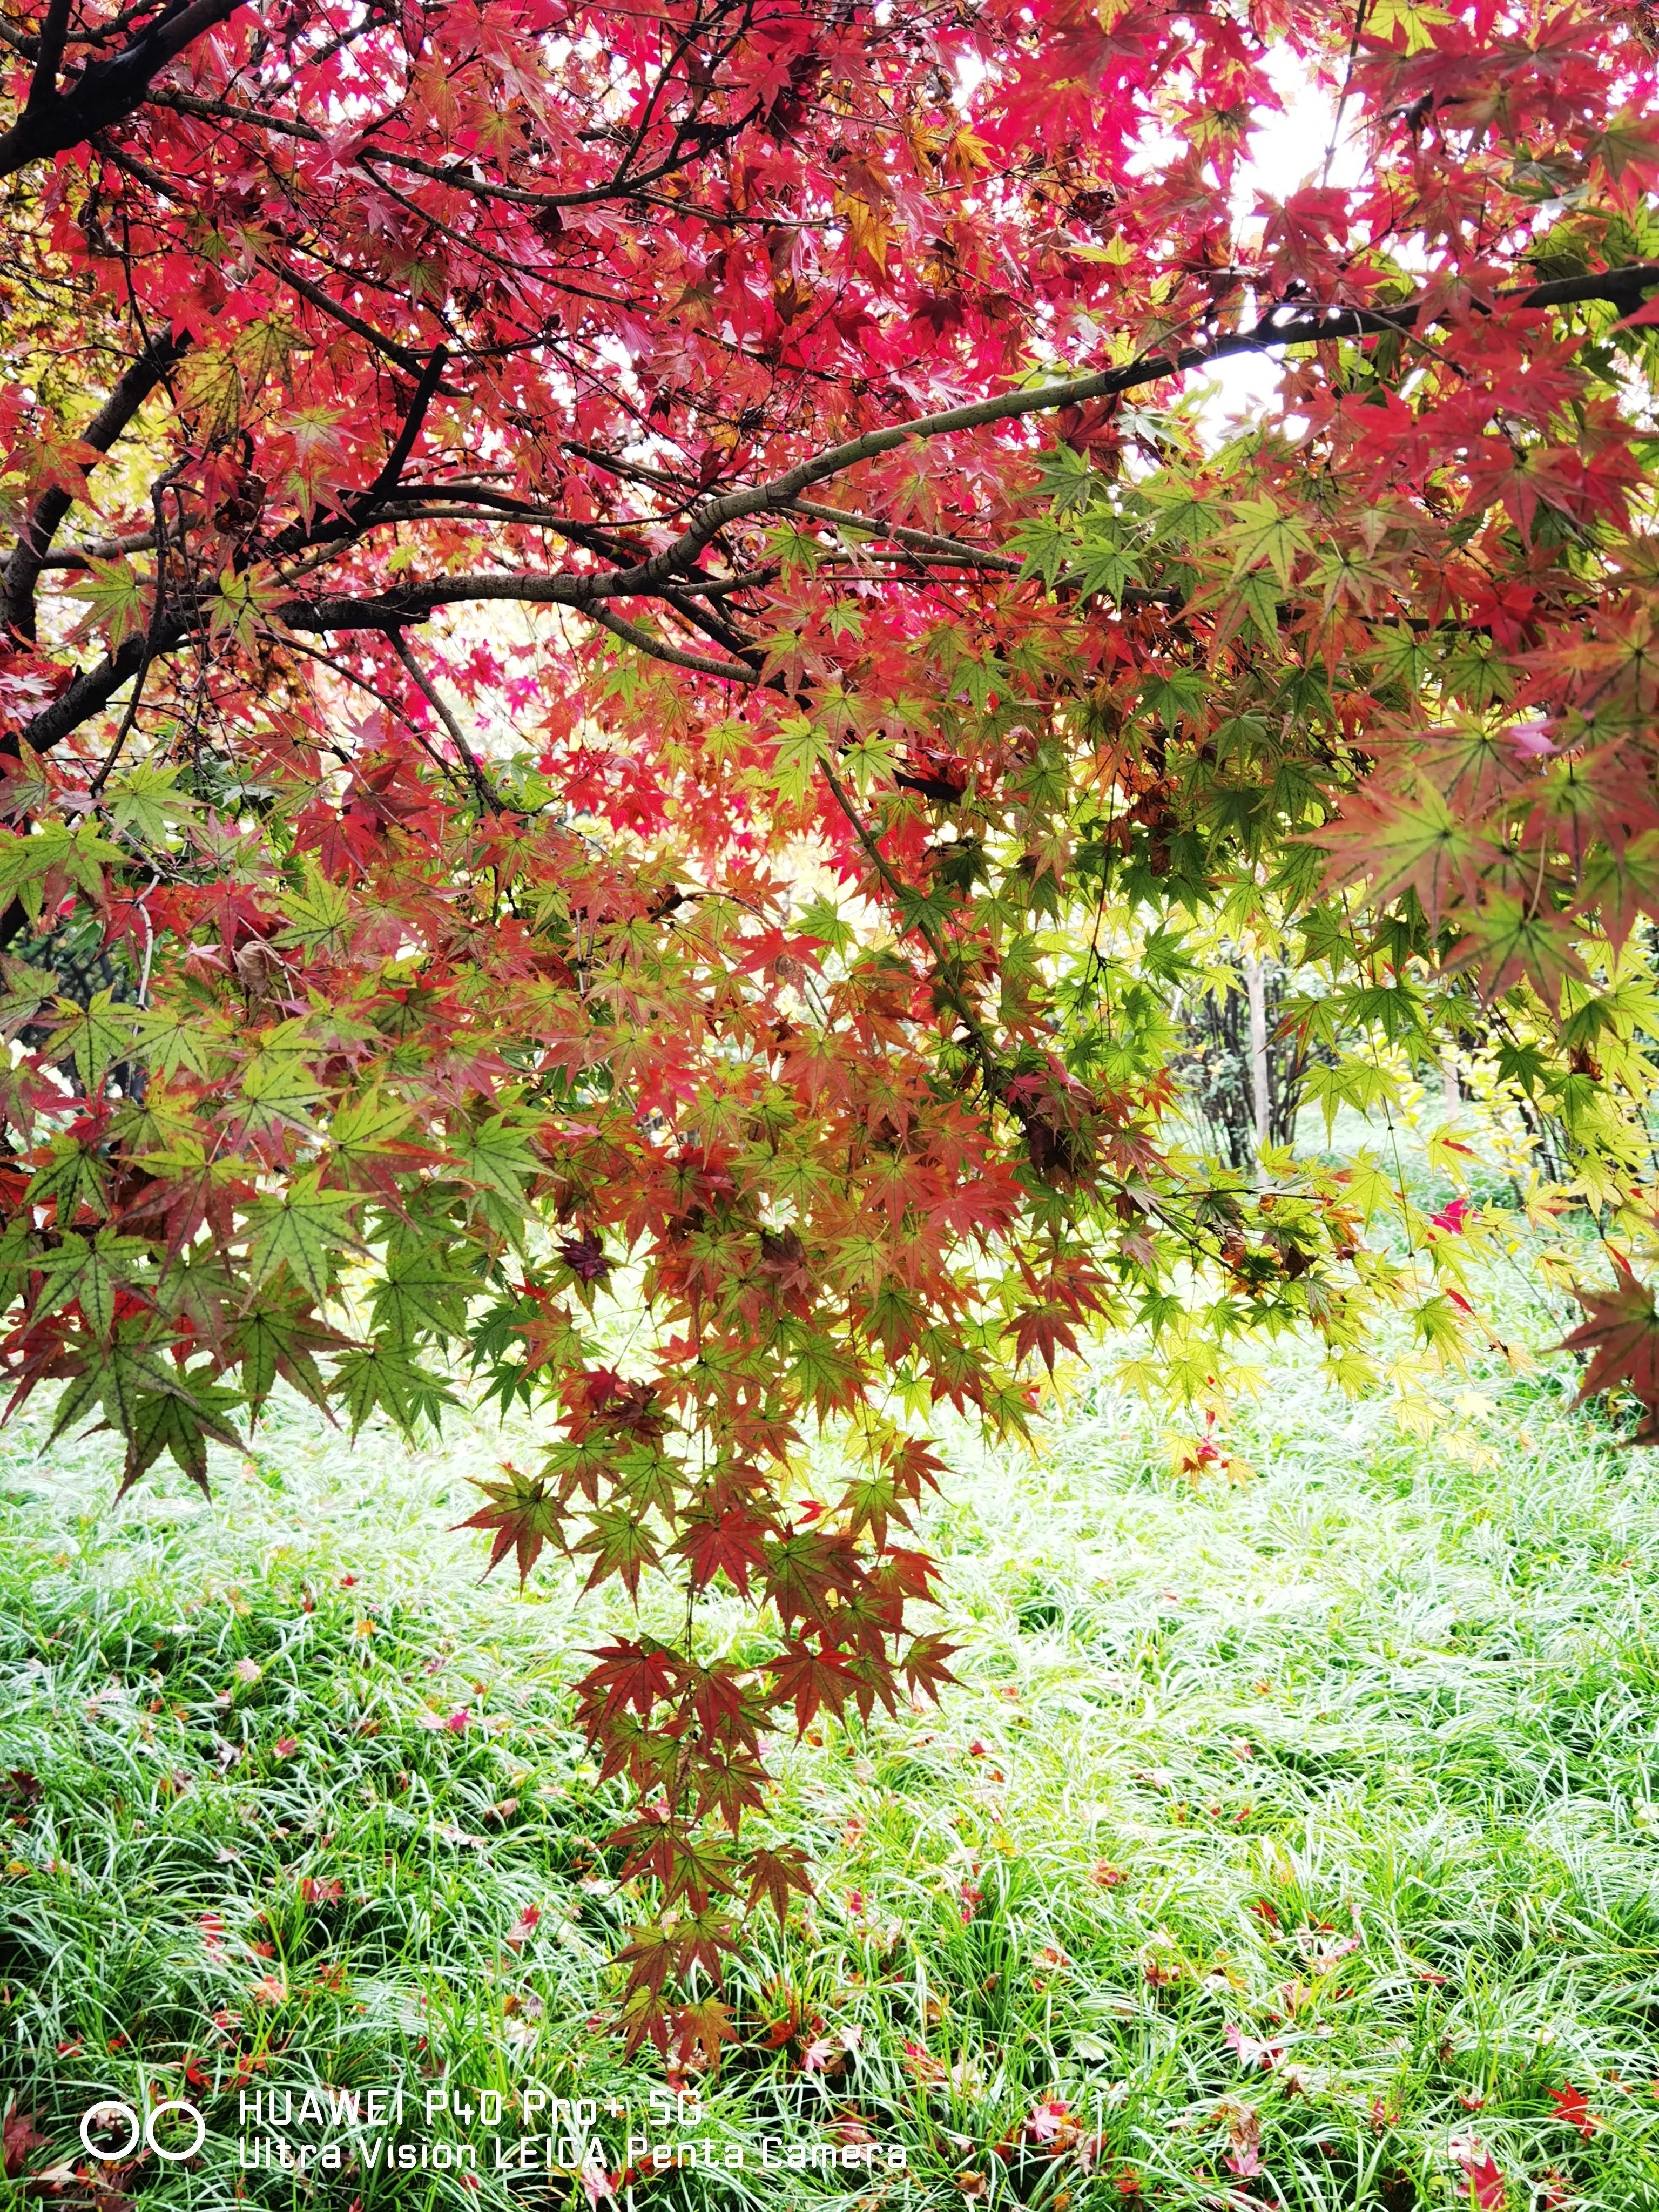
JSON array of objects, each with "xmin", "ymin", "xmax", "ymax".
[{"xmin": 1174, "ymin": 48, "xmax": 1366, "ymax": 436}]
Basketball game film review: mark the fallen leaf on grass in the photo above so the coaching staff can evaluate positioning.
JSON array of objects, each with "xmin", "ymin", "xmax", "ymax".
[
  {"xmin": 1548, "ymin": 2083, "xmax": 1599, "ymax": 2141},
  {"xmin": 1450, "ymin": 2136, "xmax": 1505, "ymax": 2209}
]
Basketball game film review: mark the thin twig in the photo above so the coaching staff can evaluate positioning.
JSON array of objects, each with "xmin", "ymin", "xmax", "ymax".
[{"xmin": 387, "ymin": 631, "xmax": 503, "ymax": 812}]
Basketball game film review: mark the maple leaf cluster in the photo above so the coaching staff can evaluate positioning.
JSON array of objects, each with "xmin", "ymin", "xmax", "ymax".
[{"xmin": 0, "ymin": 0, "xmax": 1653, "ymax": 2036}]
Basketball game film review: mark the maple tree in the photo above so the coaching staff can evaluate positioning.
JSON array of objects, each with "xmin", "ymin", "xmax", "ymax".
[{"xmin": 0, "ymin": 0, "xmax": 1657, "ymax": 2054}]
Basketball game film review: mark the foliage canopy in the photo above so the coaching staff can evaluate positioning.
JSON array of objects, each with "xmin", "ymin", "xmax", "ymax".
[{"xmin": 1, "ymin": 0, "xmax": 1658, "ymax": 2045}]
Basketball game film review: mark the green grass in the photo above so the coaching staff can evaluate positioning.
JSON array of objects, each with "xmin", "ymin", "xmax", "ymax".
[{"xmin": 3, "ymin": 1259, "xmax": 1659, "ymax": 2209}]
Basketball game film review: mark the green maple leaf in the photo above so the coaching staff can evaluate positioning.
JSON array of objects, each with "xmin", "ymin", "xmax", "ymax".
[
  {"xmin": 675, "ymin": 1993, "xmax": 738, "ymax": 2072},
  {"xmin": 766, "ymin": 716, "xmax": 831, "ymax": 808},
  {"xmin": 275, "ymin": 860, "xmax": 353, "ymax": 954},
  {"xmin": 334, "ymin": 1338, "xmax": 457, "ymax": 1434},
  {"xmin": 1141, "ymin": 667, "xmax": 1208, "ymax": 733},
  {"xmin": 1074, "ymin": 521, "xmax": 1141, "ymax": 602},
  {"xmin": 131, "ymin": 1003, "xmax": 231, "ymax": 1081},
  {"xmin": 787, "ymin": 1327, "xmax": 863, "ymax": 1417},
  {"xmin": 237, "ymin": 1036, "xmax": 323, "ymax": 1131},
  {"xmin": 233, "ymin": 1303, "xmax": 349, "ymax": 1414},
  {"xmin": 0, "ymin": 1217, "xmax": 33, "ymax": 1292},
  {"xmin": 958, "ymin": 655, "xmax": 1013, "ymax": 714},
  {"xmin": 1225, "ymin": 497, "xmax": 1316, "ymax": 593},
  {"xmin": 48, "ymin": 1325, "xmax": 237, "ymax": 1454},
  {"xmin": 455, "ymin": 1464, "xmax": 565, "ymax": 1581},
  {"xmin": 208, "ymin": 568, "xmax": 283, "ymax": 650},
  {"xmin": 608, "ymin": 1443, "xmax": 680, "ymax": 1518},
  {"xmin": 370, "ymin": 1238, "xmax": 472, "ymax": 1348},
  {"xmin": 44, "ymin": 990, "xmax": 137, "ymax": 1091},
  {"xmin": 1229, "ymin": 567, "xmax": 1282, "ymax": 646},
  {"xmin": 1031, "ymin": 440, "xmax": 1096, "ymax": 512},
  {"xmin": 576, "ymin": 1505, "xmax": 662, "ymax": 1600},
  {"xmin": 1143, "ymin": 483, "xmax": 1222, "ymax": 548},
  {"xmin": 0, "ymin": 821, "xmax": 125, "ymax": 920},
  {"xmin": 1008, "ymin": 512, "xmax": 1075, "ymax": 587},
  {"xmin": 836, "ymin": 1470, "xmax": 908, "ymax": 1547},
  {"xmin": 67, "ymin": 557, "xmax": 150, "ymax": 648},
  {"xmin": 327, "ymin": 1086, "xmax": 434, "ymax": 1191},
  {"xmin": 1303, "ymin": 1056, "xmax": 1399, "ymax": 1136},
  {"xmin": 119, "ymin": 1379, "xmax": 247, "ymax": 1497},
  {"xmin": 1367, "ymin": 0, "xmax": 1451, "ymax": 48},
  {"xmin": 33, "ymin": 1229, "xmax": 150, "ymax": 1337},
  {"xmin": 452, "ymin": 1112, "xmax": 542, "ymax": 1204},
  {"xmin": 245, "ymin": 1172, "xmax": 365, "ymax": 1301},
  {"xmin": 101, "ymin": 763, "xmax": 197, "ymax": 847},
  {"xmin": 1412, "ymin": 1292, "xmax": 1467, "ymax": 1358},
  {"xmin": 23, "ymin": 1134, "xmax": 107, "ymax": 1219}
]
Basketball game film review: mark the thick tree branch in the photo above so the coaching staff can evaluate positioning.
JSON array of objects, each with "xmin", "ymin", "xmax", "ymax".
[
  {"xmin": 630, "ymin": 265, "xmax": 1659, "ymax": 591},
  {"xmin": 24, "ymin": 0, "xmax": 72, "ymax": 119},
  {"xmin": 0, "ymin": 0, "xmax": 246, "ymax": 177},
  {"xmin": 15, "ymin": 264, "xmax": 1659, "ymax": 763},
  {"xmin": 2, "ymin": 324, "xmax": 187, "ymax": 638}
]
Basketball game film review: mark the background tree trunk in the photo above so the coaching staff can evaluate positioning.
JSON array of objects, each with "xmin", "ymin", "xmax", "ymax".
[{"xmin": 1245, "ymin": 954, "xmax": 1270, "ymax": 1155}]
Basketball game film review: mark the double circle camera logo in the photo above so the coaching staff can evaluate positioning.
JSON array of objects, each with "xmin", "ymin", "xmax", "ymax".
[{"xmin": 80, "ymin": 2099, "xmax": 206, "ymax": 2163}]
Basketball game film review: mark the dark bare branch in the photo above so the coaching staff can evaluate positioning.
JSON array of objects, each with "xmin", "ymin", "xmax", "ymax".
[
  {"xmin": 0, "ymin": 0, "xmax": 247, "ymax": 178},
  {"xmin": 15, "ymin": 264, "xmax": 1659, "ymax": 763},
  {"xmin": 629, "ymin": 265, "xmax": 1659, "ymax": 594},
  {"xmin": 2, "ymin": 325, "xmax": 186, "ymax": 638},
  {"xmin": 149, "ymin": 85, "xmax": 761, "ymax": 211}
]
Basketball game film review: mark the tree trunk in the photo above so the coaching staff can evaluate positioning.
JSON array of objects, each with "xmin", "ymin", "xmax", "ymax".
[
  {"xmin": 1245, "ymin": 953, "xmax": 1269, "ymax": 1155},
  {"xmin": 1442, "ymin": 1050, "xmax": 1460, "ymax": 1116}
]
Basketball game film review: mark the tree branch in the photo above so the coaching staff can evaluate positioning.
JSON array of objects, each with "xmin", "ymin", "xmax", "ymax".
[
  {"xmin": 0, "ymin": 0, "xmax": 247, "ymax": 178},
  {"xmin": 584, "ymin": 603, "xmax": 758, "ymax": 683},
  {"xmin": 263, "ymin": 256, "xmax": 432, "ymax": 373},
  {"xmin": 24, "ymin": 0, "xmax": 73, "ymax": 119},
  {"xmin": 14, "ymin": 265, "xmax": 1659, "ymax": 764},
  {"xmin": 2, "ymin": 324, "xmax": 187, "ymax": 638},
  {"xmin": 386, "ymin": 630, "xmax": 503, "ymax": 811},
  {"xmin": 150, "ymin": 84, "xmax": 761, "ymax": 211},
  {"xmin": 629, "ymin": 263, "xmax": 1659, "ymax": 591},
  {"xmin": 348, "ymin": 347, "xmax": 449, "ymax": 522},
  {"xmin": 787, "ymin": 497, "xmax": 1021, "ymax": 574}
]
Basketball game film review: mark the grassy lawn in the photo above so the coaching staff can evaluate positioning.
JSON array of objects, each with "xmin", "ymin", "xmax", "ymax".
[{"xmin": 3, "ymin": 1257, "xmax": 1659, "ymax": 2209}]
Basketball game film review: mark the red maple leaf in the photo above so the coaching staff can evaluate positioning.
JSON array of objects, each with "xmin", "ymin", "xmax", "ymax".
[
  {"xmin": 453, "ymin": 1464, "xmax": 563, "ymax": 1581},
  {"xmin": 1451, "ymin": 2137, "xmax": 1505, "ymax": 2209},
  {"xmin": 2, "ymin": 2108, "xmax": 48, "ymax": 2181},
  {"xmin": 675, "ymin": 1510, "xmax": 770, "ymax": 1596},
  {"xmin": 1559, "ymin": 1256, "xmax": 1659, "ymax": 1441},
  {"xmin": 746, "ymin": 1844, "xmax": 813, "ymax": 1926},
  {"xmin": 1548, "ymin": 2082, "xmax": 1599, "ymax": 2141}
]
